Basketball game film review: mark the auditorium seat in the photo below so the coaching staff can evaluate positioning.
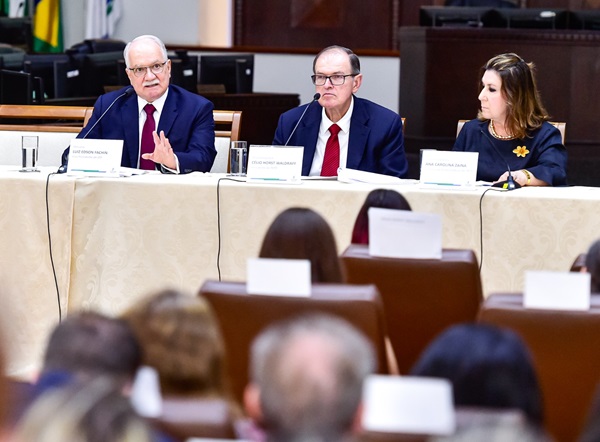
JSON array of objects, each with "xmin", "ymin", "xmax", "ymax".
[
  {"xmin": 478, "ymin": 292, "xmax": 600, "ymax": 442},
  {"xmin": 155, "ymin": 397, "xmax": 237, "ymax": 441},
  {"xmin": 340, "ymin": 245, "xmax": 483, "ymax": 374},
  {"xmin": 199, "ymin": 280, "xmax": 392, "ymax": 402}
]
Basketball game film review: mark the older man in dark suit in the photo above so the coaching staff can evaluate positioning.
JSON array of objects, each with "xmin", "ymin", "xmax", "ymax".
[
  {"xmin": 273, "ymin": 45, "xmax": 408, "ymax": 178},
  {"xmin": 62, "ymin": 34, "xmax": 215, "ymax": 173}
]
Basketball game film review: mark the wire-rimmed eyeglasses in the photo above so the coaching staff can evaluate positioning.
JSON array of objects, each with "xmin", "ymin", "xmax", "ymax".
[
  {"xmin": 127, "ymin": 61, "xmax": 169, "ymax": 78},
  {"xmin": 311, "ymin": 74, "xmax": 356, "ymax": 86}
]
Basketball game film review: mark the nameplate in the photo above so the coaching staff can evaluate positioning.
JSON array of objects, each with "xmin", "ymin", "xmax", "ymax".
[
  {"xmin": 369, "ymin": 208, "xmax": 442, "ymax": 259},
  {"xmin": 247, "ymin": 258, "xmax": 311, "ymax": 297},
  {"xmin": 420, "ymin": 150, "xmax": 478, "ymax": 188},
  {"xmin": 362, "ymin": 375, "xmax": 455, "ymax": 435},
  {"xmin": 246, "ymin": 145, "xmax": 303, "ymax": 184},
  {"xmin": 67, "ymin": 138, "xmax": 123, "ymax": 177},
  {"xmin": 525, "ymin": 270, "xmax": 591, "ymax": 311}
]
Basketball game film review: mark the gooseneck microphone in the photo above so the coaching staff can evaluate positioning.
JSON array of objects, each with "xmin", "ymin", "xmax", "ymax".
[
  {"xmin": 58, "ymin": 87, "xmax": 135, "ymax": 173},
  {"xmin": 480, "ymin": 128, "xmax": 521, "ymax": 190},
  {"xmin": 284, "ymin": 93, "xmax": 321, "ymax": 146}
]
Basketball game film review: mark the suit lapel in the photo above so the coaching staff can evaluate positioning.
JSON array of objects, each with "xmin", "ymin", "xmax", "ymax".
[
  {"xmin": 157, "ymin": 87, "xmax": 177, "ymax": 137},
  {"xmin": 121, "ymin": 96, "xmax": 139, "ymax": 168},
  {"xmin": 300, "ymin": 105, "xmax": 321, "ymax": 175},
  {"xmin": 346, "ymin": 97, "xmax": 370, "ymax": 170}
]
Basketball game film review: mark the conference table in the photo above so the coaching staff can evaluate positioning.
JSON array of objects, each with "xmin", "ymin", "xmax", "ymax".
[{"xmin": 3, "ymin": 166, "xmax": 600, "ymax": 377}]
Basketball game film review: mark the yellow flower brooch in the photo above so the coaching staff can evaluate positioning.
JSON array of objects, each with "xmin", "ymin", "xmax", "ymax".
[{"xmin": 513, "ymin": 146, "xmax": 529, "ymax": 158}]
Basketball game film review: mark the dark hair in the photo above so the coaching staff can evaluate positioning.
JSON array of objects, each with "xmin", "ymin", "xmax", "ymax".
[
  {"xmin": 313, "ymin": 45, "xmax": 360, "ymax": 75},
  {"xmin": 585, "ymin": 239, "xmax": 600, "ymax": 293},
  {"xmin": 477, "ymin": 52, "xmax": 549, "ymax": 139},
  {"xmin": 351, "ymin": 189, "xmax": 412, "ymax": 244},
  {"xmin": 42, "ymin": 312, "xmax": 141, "ymax": 386},
  {"xmin": 259, "ymin": 208, "xmax": 344, "ymax": 283},
  {"xmin": 411, "ymin": 323, "xmax": 544, "ymax": 426}
]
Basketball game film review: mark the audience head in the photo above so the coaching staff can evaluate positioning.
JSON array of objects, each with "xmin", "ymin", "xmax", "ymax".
[
  {"xmin": 123, "ymin": 34, "xmax": 171, "ymax": 103},
  {"xmin": 351, "ymin": 189, "xmax": 412, "ymax": 244},
  {"xmin": 584, "ymin": 239, "xmax": 600, "ymax": 292},
  {"xmin": 410, "ymin": 323, "xmax": 543, "ymax": 426},
  {"xmin": 12, "ymin": 377, "xmax": 155, "ymax": 442},
  {"xmin": 245, "ymin": 313, "xmax": 375, "ymax": 442},
  {"xmin": 259, "ymin": 207, "xmax": 344, "ymax": 283},
  {"xmin": 122, "ymin": 289, "xmax": 227, "ymax": 397},
  {"xmin": 41, "ymin": 311, "xmax": 141, "ymax": 389},
  {"xmin": 477, "ymin": 52, "xmax": 549, "ymax": 139}
]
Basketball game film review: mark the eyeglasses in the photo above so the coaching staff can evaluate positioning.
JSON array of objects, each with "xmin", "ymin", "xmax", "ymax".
[
  {"xmin": 311, "ymin": 74, "xmax": 356, "ymax": 86},
  {"xmin": 127, "ymin": 61, "xmax": 168, "ymax": 78}
]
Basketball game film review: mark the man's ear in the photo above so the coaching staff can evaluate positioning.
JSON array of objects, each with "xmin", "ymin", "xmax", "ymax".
[{"xmin": 244, "ymin": 382, "xmax": 263, "ymax": 423}]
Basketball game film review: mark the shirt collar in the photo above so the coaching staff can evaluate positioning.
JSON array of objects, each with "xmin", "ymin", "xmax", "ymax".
[
  {"xmin": 137, "ymin": 87, "xmax": 169, "ymax": 115},
  {"xmin": 321, "ymin": 95, "xmax": 354, "ymax": 133}
]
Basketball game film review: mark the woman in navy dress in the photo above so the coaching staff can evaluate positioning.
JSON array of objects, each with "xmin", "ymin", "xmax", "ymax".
[{"xmin": 453, "ymin": 53, "xmax": 567, "ymax": 186}]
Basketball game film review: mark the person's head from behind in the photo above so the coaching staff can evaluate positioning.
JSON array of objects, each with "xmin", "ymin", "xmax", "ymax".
[
  {"xmin": 410, "ymin": 323, "xmax": 543, "ymax": 426},
  {"xmin": 122, "ymin": 289, "xmax": 227, "ymax": 397},
  {"xmin": 584, "ymin": 239, "xmax": 600, "ymax": 293},
  {"xmin": 259, "ymin": 207, "xmax": 344, "ymax": 283},
  {"xmin": 477, "ymin": 52, "xmax": 548, "ymax": 139},
  {"xmin": 312, "ymin": 45, "xmax": 362, "ymax": 121},
  {"xmin": 351, "ymin": 188, "xmax": 412, "ymax": 244},
  {"xmin": 41, "ymin": 311, "xmax": 141, "ymax": 390},
  {"xmin": 245, "ymin": 314, "xmax": 375, "ymax": 442},
  {"xmin": 12, "ymin": 377, "xmax": 155, "ymax": 442},
  {"xmin": 123, "ymin": 34, "xmax": 171, "ymax": 103}
]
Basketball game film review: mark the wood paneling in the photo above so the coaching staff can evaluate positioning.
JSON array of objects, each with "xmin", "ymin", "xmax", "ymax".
[{"xmin": 234, "ymin": 0, "xmax": 400, "ymax": 51}]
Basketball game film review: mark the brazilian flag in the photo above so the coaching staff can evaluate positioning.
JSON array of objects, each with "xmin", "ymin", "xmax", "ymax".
[{"xmin": 33, "ymin": 0, "xmax": 63, "ymax": 53}]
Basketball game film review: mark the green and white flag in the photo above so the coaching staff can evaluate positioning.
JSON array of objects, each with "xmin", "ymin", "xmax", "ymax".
[{"xmin": 85, "ymin": 0, "xmax": 122, "ymax": 39}]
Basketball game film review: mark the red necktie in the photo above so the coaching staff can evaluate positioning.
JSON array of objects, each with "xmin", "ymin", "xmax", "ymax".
[
  {"xmin": 140, "ymin": 103, "xmax": 156, "ymax": 170},
  {"xmin": 321, "ymin": 123, "xmax": 341, "ymax": 176}
]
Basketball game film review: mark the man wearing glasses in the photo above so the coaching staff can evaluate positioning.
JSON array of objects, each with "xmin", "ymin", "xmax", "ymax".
[
  {"xmin": 62, "ymin": 34, "xmax": 216, "ymax": 173},
  {"xmin": 273, "ymin": 45, "xmax": 408, "ymax": 178}
]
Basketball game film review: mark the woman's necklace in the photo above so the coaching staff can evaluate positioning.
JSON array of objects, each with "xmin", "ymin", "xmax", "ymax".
[{"xmin": 489, "ymin": 120, "xmax": 515, "ymax": 140}]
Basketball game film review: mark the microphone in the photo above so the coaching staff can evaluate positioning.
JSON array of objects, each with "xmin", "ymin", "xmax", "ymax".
[
  {"xmin": 479, "ymin": 128, "xmax": 521, "ymax": 190},
  {"xmin": 284, "ymin": 93, "xmax": 321, "ymax": 146},
  {"xmin": 58, "ymin": 87, "xmax": 134, "ymax": 173}
]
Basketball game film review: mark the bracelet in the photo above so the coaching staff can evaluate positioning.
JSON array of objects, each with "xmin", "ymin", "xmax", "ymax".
[{"xmin": 522, "ymin": 169, "xmax": 531, "ymax": 185}]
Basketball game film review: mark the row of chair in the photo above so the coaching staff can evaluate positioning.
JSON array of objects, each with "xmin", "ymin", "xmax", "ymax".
[{"xmin": 200, "ymin": 250, "xmax": 599, "ymax": 442}]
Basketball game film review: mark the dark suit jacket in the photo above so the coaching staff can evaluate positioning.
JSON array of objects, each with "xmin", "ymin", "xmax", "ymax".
[
  {"xmin": 273, "ymin": 96, "xmax": 408, "ymax": 178},
  {"xmin": 62, "ymin": 85, "xmax": 216, "ymax": 173}
]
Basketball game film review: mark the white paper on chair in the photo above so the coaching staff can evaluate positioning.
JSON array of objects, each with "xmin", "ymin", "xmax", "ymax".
[
  {"xmin": 247, "ymin": 258, "xmax": 311, "ymax": 297},
  {"xmin": 362, "ymin": 375, "xmax": 455, "ymax": 435},
  {"xmin": 368, "ymin": 208, "xmax": 442, "ymax": 259},
  {"xmin": 524, "ymin": 270, "xmax": 591, "ymax": 311}
]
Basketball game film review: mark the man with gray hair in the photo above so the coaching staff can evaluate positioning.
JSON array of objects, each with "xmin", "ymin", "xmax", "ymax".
[{"xmin": 244, "ymin": 313, "xmax": 376, "ymax": 442}]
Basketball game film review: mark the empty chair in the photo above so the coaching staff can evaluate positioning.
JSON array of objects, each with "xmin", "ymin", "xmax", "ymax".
[
  {"xmin": 340, "ymin": 245, "xmax": 483, "ymax": 374},
  {"xmin": 198, "ymin": 280, "xmax": 391, "ymax": 403},
  {"xmin": 478, "ymin": 293, "xmax": 600, "ymax": 442}
]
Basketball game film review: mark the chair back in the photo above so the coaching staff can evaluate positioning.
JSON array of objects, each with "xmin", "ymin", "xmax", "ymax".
[
  {"xmin": 156, "ymin": 397, "xmax": 237, "ymax": 441},
  {"xmin": 211, "ymin": 110, "xmax": 242, "ymax": 173},
  {"xmin": 0, "ymin": 104, "xmax": 93, "ymax": 131},
  {"xmin": 199, "ymin": 280, "xmax": 390, "ymax": 403},
  {"xmin": 478, "ymin": 293, "xmax": 600, "ymax": 442},
  {"xmin": 457, "ymin": 119, "xmax": 566, "ymax": 144},
  {"xmin": 340, "ymin": 245, "xmax": 483, "ymax": 374}
]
